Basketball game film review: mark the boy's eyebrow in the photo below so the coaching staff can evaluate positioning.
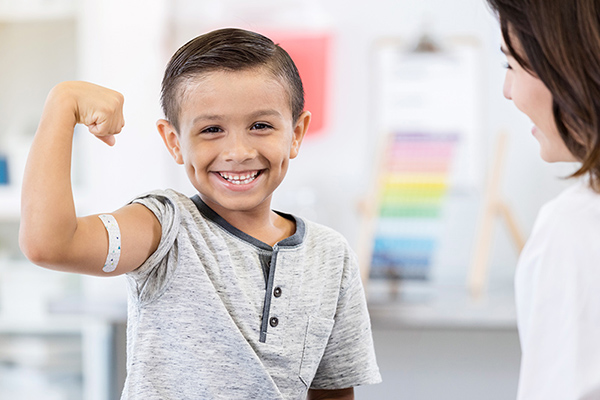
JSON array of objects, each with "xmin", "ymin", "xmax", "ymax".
[
  {"xmin": 192, "ymin": 114, "xmax": 222, "ymax": 124},
  {"xmin": 500, "ymin": 46, "xmax": 509, "ymax": 55},
  {"xmin": 248, "ymin": 109, "xmax": 284, "ymax": 119},
  {"xmin": 192, "ymin": 110, "xmax": 283, "ymax": 125}
]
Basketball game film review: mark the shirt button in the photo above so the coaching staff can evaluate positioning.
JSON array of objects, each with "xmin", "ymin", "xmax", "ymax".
[
  {"xmin": 269, "ymin": 317, "xmax": 279, "ymax": 327},
  {"xmin": 273, "ymin": 287, "xmax": 282, "ymax": 298}
]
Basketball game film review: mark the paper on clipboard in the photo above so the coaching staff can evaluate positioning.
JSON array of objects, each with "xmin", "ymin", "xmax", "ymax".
[
  {"xmin": 374, "ymin": 37, "xmax": 483, "ymax": 188},
  {"xmin": 365, "ymin": 36, "xmax": 483, "ymax": 282}
]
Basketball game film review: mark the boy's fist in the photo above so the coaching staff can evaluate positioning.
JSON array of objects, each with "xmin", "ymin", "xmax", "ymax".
[{"xmin": 52, "ymin": 81, "xmax": 125, "ymax": 146}]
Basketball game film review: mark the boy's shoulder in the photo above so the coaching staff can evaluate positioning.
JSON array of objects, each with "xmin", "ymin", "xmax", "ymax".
[
  {"xmin": 302, "ymin": 217, "xmax": 344, "ymax": 238},
  {"xmin": 133, "ymin": 191, "xmax": 355, "ymax": 255},
  {"xmin": 133, "ymin": 188, "xmax": 190, "ymax": 204},
  {"xmin": 129, "ymin": 188, "xmax": 198, "ymax": 234},
  {"xmin": 300, "ymin": 217, "xmax": 354, "ymax": 253},
  {"xmin": 131, "ymin": 188, "xmax": 197, "ymax": 217}
]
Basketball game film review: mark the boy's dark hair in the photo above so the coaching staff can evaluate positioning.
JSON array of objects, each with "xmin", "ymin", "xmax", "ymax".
[
  {"xmin": 487, "ymin": 0, "xmax": 600, "ymax": 191},
  {"xmin": 161, "ymin": 28, "xmax": 305, "ymax": 132}
]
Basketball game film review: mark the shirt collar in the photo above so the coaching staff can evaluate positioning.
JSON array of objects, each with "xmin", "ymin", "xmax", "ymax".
[{"xmin": 190, "ymin": 195, "xmax": 305, "ymax": 250}]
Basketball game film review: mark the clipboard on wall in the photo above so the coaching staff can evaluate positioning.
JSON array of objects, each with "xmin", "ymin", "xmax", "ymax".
[{"xmin": 359, "ymin": 34, "xmax": 484, "ymax": 287}]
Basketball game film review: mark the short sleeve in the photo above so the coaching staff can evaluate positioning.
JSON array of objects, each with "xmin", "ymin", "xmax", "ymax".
[
  {"xmin": 126, "ymin": 191, "xmax": 181, "ymax": 305},
  {"xmin": 310, "ymin": 250, "xmax": 382, "ymax": 389}
]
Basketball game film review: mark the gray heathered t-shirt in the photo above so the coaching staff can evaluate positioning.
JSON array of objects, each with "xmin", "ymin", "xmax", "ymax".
[{"xmin": 121, "ymin": 189, "xmax": 381, "ymax": 400}]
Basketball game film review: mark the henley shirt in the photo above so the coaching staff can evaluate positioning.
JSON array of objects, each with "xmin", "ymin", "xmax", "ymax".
[{"xmin": 120, "ymin": 189, "xmax": 381, "ymax": 400}]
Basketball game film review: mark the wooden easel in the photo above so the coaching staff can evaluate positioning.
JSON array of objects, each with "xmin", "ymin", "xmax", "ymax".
[
  {"xmin": 357, "ymin": 133, "xmax": 393, "ymax": 287},
  {"xmin": 467, "ymin": 131, "xmax": 526, "ymax": 297}
]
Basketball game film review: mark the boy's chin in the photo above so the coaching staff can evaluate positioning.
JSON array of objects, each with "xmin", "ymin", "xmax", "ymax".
[{"xmin": 198, "ymin": 193, "xmax": 272, "ymax": 214}]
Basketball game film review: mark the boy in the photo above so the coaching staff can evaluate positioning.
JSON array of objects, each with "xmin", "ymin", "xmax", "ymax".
[{"xmin": 20, "ymin": 28, "xmax": 381, "ymax": 399}]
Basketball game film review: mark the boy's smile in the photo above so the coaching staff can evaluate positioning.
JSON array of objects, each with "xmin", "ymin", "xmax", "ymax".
[
  {"xmin": 158, "ymin": 68, "xmax": 311, "ymax": 224},
  {"xmin": 211, "ymin": 169, "xmax": 264, "ymax": 192},
  {"xmin": 216, "ymin": 170, "xmax": 262, "ymax": 187}
]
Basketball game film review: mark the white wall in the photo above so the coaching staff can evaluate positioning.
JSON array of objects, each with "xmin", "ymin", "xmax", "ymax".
[
  {"xmin": 4, "ymin": 1, "xmax": 575, "ymax": 398},
  {"xmin": 74, "ymin": 0, "xmax": 172, "ymax": 212},
  {"xmin": 1, "ymin": 0, "xmax": 573, "ymax": 317},
  {"xmin": 1, "ymin": 2, "xmax": 576, "ymax": 289},
  {"xmin": 154, "ymin": 0, "xmax": 576, "ymax": 288}
]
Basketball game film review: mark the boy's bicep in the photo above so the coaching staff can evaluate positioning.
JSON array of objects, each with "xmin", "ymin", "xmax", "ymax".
[{"xmin": 67, "ymin": 203, "xmax": 161, "ymax": 276}]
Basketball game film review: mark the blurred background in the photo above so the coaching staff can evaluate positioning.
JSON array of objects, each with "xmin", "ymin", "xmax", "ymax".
[{"xmin": 0, "ymin": 0, "xmax": 580, "ymax": 399}]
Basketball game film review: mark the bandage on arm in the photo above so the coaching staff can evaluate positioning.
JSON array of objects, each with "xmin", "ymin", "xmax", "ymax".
[{"xmin": 98, "ymin": 214, "xmax": 121, "ymax": 273}]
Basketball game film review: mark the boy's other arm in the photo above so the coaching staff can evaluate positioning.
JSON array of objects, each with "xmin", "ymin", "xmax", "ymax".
[
  {"xmin": 307, "ymin": 388, "xmax": 354, "ymax": 400},
  {"xmin": 19, "ymin": 81, "xmax": 161, "ymax": 276}
]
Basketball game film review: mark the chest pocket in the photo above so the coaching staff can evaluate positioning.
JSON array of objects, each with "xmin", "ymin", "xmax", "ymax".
[{"xmin": 299, "ymin": 316, "xmax": 335, "ymax": 387}]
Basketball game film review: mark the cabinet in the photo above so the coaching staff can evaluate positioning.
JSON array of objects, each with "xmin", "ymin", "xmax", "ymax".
[
  {"xmin": 0, "ymin": 318, "xmax": 84, "ymax": 400},
  {"xmin": 0, "ymin": 312, "xmax": 120, "ymax": 400}
]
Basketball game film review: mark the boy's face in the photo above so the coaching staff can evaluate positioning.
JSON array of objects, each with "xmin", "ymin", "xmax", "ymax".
[{"xmin": 158, "ymin": 68, "xmax": 311, "ymax": 218}]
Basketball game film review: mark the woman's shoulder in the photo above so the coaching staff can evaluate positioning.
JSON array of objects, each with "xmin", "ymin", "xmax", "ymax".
[
  {"xmin": 529, "ymin": 182, "xmax": 600, "ymax": 259},
  {"xmin": 538, "ymin": 181, "xmax": 600, "ymax": 226},
  {"xmin": 519, "ymin": 182, "xmax": 600, "ymax": 290}
]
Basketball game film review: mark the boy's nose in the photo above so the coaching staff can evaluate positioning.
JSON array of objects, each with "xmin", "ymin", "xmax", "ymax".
[{"xmin": 223, "ymin": 133, "xmax": 258, "ymax": 163}]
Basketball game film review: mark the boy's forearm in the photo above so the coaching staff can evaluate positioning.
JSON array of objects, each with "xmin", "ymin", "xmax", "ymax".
[
  {"xmin": 20, "ymin": 83, "xmax": 80, "ymax": 264},
  {"xmin": 307, "ymin": 388, "xmax": 354, "ymax": 400}
]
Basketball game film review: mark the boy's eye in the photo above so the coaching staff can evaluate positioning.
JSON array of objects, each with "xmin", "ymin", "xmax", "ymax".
[
  {"xmin": 503, "ymin": 62, "xmax": 512, "ymax": 70},
  {"xmin": 251, "ymin": 123, "xmax": 273, "ymax": 131},
  {"xmin": 201, "ymin": 126, "xmax": 222, "ymax": 134}
]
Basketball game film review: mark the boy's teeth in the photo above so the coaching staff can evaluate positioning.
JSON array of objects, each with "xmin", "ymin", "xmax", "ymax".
[{"xmin": 219, "ymin": 171, "xmax": 259, "ymax": 184}]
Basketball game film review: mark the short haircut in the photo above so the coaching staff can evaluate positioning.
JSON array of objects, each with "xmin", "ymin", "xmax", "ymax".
[
  {"xmin": 487, "ymin": 0, "xmax": 600, "ymax": 191},
  {"xmin": 160, "ymin": 28, "xmax": 305, "ymax": 132}
]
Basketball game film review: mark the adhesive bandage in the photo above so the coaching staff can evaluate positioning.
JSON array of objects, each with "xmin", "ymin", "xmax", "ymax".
[{"xmin": 98, "ymin": 214, "xmax": 121, "ymax": 273}]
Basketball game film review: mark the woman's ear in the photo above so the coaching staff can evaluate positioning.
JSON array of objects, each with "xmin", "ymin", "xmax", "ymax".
[
  {"xmin": 157, "ymin": 119, "xmax": 184, "ymax": 165},
  {"xmin": 290, "ymin": 111, "xmax": 311, "ymax": 159}
]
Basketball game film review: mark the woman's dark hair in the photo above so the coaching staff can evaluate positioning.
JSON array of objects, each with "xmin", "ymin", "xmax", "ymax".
[
  {"xmin": 487, "ymin": 0, "xmax": 600, "ymax": 190},
  {"xmin": 161, "ymin": 28, "xmax": 305, "ymax": 132}
]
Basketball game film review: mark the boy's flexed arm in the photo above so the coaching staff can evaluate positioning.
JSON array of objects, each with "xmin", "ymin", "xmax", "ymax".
[{"xmin": 19, "ymin": 81, "xmax": 161, "ymax": 276}]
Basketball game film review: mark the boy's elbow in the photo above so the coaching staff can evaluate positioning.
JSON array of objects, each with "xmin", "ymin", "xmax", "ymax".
[
  {"xmin": 19, "ymin": 231, "xmax": 62, "ymax": 268},
  {"xmin": 19, "ymin": 236, "xmax": 47, "ymax": 267}
]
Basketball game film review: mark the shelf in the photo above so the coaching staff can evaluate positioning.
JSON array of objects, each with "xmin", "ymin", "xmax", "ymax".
[
  {"xmin": 0, "ymin": 185, "xmax": 107, "ymax": 221},
  {"xmin": 48, "ymin": 299, "xmax": 128, "ymax": 323},
  {"xmin": 0, "ymin": 186, "xmax": 99, "ymax": 222},
  {"xmin": 0, "ymin": 315, "xmax": 84, "ymax": 335},
  {"xmin": 367, "ymin": 281, "xmax": 517, "ymax": 330}
]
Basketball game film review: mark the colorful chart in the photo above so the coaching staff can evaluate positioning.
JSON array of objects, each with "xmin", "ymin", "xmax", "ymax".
[{"xmin": 370, "ymin": 132, "xmax": 458, "ymax": 280}]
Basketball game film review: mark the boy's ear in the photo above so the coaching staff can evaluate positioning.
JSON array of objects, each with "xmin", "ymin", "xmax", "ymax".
[
  {"xmin": 157, "ymin": 119, "xmax": 184, "ymax": 165},
  {"xmin": 290, "ymin": 111, "xmax": 311, "ymax": 159}
]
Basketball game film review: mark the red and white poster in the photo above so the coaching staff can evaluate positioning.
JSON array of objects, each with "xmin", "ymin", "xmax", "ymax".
[{"xmin": 262, "ymin": 31, "xmax": 331, "ymax": 137}]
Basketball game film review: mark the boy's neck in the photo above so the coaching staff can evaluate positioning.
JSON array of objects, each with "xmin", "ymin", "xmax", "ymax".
[{"xmin": 201, "ymin": 197, "xmax": 296, "ymax": 247}]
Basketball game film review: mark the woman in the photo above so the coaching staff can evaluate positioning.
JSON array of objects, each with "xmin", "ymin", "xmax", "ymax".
[{"xmin": 487, "ymin": 0, "xmax": 600, "ymax": 398}]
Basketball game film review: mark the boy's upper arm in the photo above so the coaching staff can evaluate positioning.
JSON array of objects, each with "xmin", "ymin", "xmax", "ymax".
[{"xmin": 65, "ymin": 203, "xmax": 161, "ymax": 276}]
